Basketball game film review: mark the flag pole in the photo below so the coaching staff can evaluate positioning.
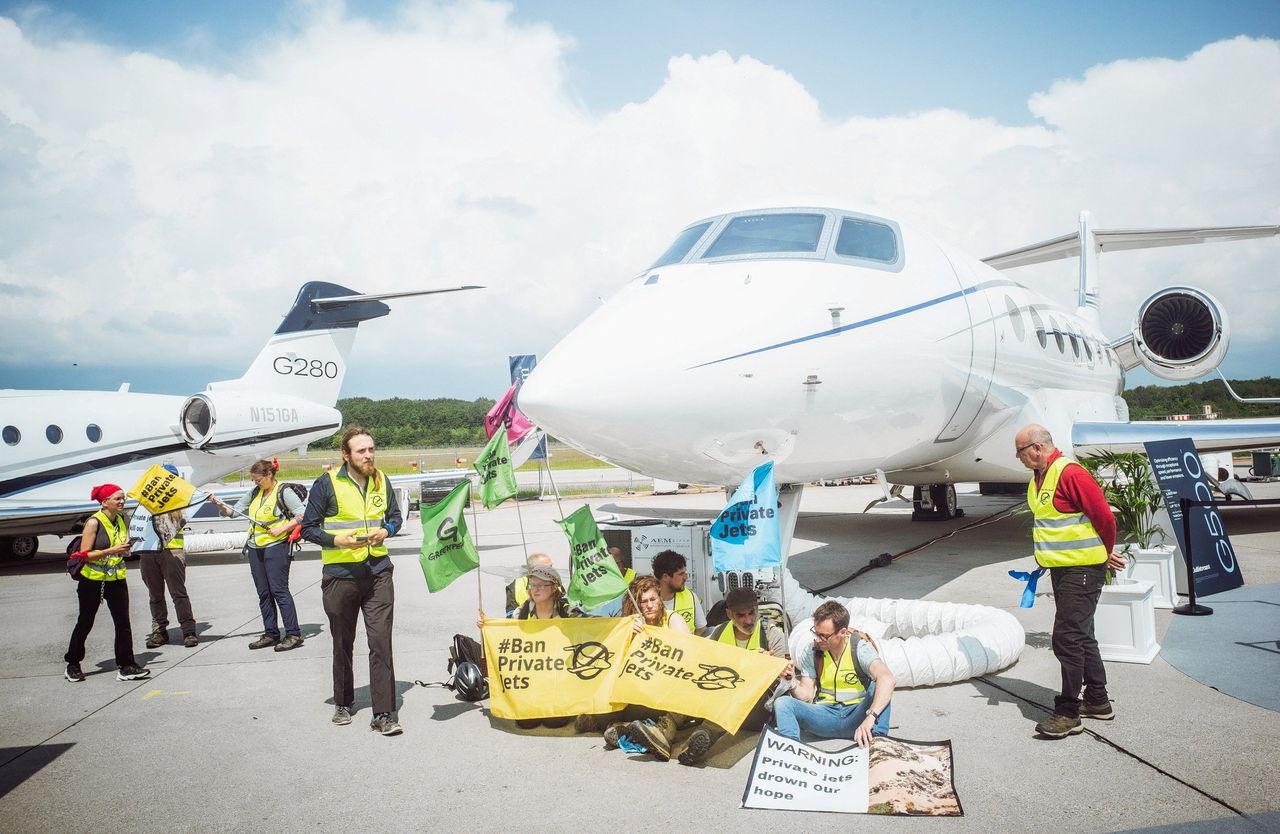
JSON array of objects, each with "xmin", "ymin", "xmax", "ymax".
[
  {"xmin": 467, "ymin": 478, "xmax": 484, "ymax": 614},
  {"xmin": 541, "ymin": 461, "xmax": 567, "ymax": 522},
  {"xmin": 511, "ymin": 490, "xmax": 530, "ymax": 561}
]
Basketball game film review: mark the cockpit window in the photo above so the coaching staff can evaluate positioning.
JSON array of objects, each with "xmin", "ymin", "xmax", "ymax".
[
  {"xmin": 834, "ymin": 217, "xmax": 898, "ymax": 263},
  {"xmin": 702, "ymin": 213, "xmax": 825, "ymax": 259},
  {"xmin": 649, "ymin": 222, "xmax": 713, "ymax": 269}
]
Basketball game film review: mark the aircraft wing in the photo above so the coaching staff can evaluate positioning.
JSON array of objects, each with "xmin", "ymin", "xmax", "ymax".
[
  {"xmin": 1073, "ymin": 419, "xmax": 1280, "ymax": 455},
  {"xmin": 984, "ymin": 225, "xmax": 1280, "ymax": 270}
]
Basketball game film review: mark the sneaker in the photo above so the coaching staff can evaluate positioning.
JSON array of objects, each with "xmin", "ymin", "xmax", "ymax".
[
  {"xmin": 602, "ymin": 722, "xmax": 627, "ymax": 750},
  {"xmin": 628, "ymin": 715, "xmax": 676, "ymax": 761},
  {"xmin": 1081, "ymin": 701, "xmax": 1115, "ymax": 720},
  {"xmin": 1035, "ymin": 713, "xmax": 1083, "ymax": 738},
  {"xmin": 145, "ymin": 630, "xmax": 168, "ymax": 649},
  {"xmin": 248, "ymin": 634, "xmax": 278, "ymax": 650},
  {"xmin": 182, "ymin": 634, "xmax": 198, "ymax": 648},
  {"xmin": 370, "ymin": 713, "xmax": 403, "ymax": 736},
  {"xmin": 574, "ymin": 713, "xmax": 604, "ymax": 734},
  {"xmin": 677, "ymin": 727, "xmax": 715, "ymax": 766},
  {"xmin": 116, "ymin": 664, "xmax": 151, "ymax": 681},
  {"xmin": 64, "ymin": 663, "xmax": 85, "ymax": 683},
  {"xmin": 273, "ymin": 634, "xmax": 304, "ymax": 652},
  {"xmin": 332, "ymin": 706, "xmax": 353, "ymax": 726}
]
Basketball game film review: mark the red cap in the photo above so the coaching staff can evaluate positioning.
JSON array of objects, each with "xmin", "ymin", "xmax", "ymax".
[{"xmin": 90, "ymin": 484, "xmax": 123, "ymax": 503}]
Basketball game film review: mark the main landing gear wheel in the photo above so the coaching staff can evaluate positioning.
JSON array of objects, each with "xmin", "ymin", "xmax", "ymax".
[
  {"xmin": 2, "ymin": 535, "xmax": 39, "ymax": 560},
  {"xmin": 911, "ymin": 483, "xmax": 963, "ymax": 521}
]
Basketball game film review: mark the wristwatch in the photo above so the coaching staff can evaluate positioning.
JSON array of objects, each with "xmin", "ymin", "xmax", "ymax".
[{"xmin": 866, "ymin": 709, "xmax": 879, "ymax": 722}]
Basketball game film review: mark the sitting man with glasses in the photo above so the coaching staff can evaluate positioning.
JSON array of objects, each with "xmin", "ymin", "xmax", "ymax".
[{"xmin": 773, "ymin": 600, "xmax": 894, "ymax": 746}]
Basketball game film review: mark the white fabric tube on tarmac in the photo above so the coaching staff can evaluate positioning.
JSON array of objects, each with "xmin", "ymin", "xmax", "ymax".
[
  {"xmin": 784, "ymin": 566, "xmax": 1025, "ymax": 688},
  {"xmin": 179, "ymin": 532, "xmax": 250, "ymax": 554}
]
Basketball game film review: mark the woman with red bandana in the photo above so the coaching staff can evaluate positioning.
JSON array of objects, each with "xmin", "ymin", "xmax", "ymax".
[{"xmin": 63, "ymin": 484, "xmax": 150, "ymax": 683}]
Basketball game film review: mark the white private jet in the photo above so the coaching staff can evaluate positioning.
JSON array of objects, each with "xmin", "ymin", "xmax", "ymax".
[
  {"xmin": 519, "ymin": 207, "xmax": 1280, "ymax": 525},
  {"xmin": 0, "ymin": 281, "xmax": 478, "ymax": 558}
]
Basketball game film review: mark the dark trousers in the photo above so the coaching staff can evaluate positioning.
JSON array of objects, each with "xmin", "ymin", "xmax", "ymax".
[
  {"xmin": 248, "ymin": 541, "xmax": 300, "ymax": 639},
  {"xmin": 322, "ymin": 570, "xmax": 396, "ymax": 714},
  {"xmin": 139, "ymin": 550, "xmax": 195, "ymax": 635},
  {"xmin": 65, "ymin": 577, "xmax": 136, "ymax": 668},
  {"xmin": 1049, "ymin": 563, "xmax": 1109, "ymax": 717}
]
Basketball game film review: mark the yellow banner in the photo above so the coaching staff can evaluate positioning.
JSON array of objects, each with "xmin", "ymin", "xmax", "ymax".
[
  {"xmin": 482, "ymin": 617, "xmax": 632, "ymax": 720},
  {"xmin": 127, "ymin": 465, "xmax": 199, "ymax": 515},
  {"xmin": 613, "ymin": 625, "xmax": 786, "ymax": 734}
]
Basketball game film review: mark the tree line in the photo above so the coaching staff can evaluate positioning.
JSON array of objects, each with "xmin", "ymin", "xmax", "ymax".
[{"xmin": 313, "ymin": 377, "xmax": 1279, "ymax": 449}]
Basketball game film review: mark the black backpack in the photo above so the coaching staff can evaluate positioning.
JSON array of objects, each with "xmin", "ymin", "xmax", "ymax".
[
  {"xmin": 448, "ymin": 633, "xmax": 486, "ymax": 680},
  {"xmin": 415, "ymin": 633, "xmax": 488, "ymax": 701}
]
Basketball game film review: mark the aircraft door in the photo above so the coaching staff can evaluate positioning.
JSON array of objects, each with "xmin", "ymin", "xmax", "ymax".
[{"xmin": 934, "ymin": 254, "xmax": 996, "ymax": 443}]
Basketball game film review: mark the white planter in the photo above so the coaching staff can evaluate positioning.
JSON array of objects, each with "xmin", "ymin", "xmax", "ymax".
[
  {"xmin": 1096, "ymin": 577, "xmax": 1159, "ymax": 664},
  {"xmin": 1123, "ymin": 544, "xmax": 1178, "ymax": 609}
]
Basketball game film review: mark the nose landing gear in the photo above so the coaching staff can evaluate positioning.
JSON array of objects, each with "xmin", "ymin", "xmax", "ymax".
[{"xmin": 911, "ymin": 483, "xmax": 963, "ymax": 521}]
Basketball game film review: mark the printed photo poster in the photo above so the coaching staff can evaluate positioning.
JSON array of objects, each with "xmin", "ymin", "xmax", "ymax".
[
  {"xmin": 482, "ymin": 617, "xmax": 632, "ymax": 720},
  {"xmin": 742, "ymin": 730, "xmax": 962, "ymax": 816}
]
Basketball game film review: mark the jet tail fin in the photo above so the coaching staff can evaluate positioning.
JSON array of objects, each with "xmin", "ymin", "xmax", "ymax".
[{"xmin": 208, "ymin": 281, "xmax": 481, "ymax": 405}]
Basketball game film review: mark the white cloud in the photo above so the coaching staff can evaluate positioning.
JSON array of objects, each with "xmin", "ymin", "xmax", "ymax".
[{"xmin": 0, "ymin": 5, "xmax": 1277, "ymax": 399}]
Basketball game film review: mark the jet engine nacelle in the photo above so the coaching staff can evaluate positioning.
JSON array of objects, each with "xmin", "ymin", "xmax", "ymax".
[
  {"xmin": 180, "ymin": 391, "xmax": 342, "ymax": 452},
  {"xmin": 1129, "ymin": 286, "xmax": 1230, "ymax": 382}
]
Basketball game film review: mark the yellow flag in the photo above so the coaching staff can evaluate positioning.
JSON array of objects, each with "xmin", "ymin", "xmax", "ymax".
[
  {"xmin": 127, "ymin": 465, "xmax": 199, "ymax": 515},
  {"xmin": 612, "ymin": 625, "xmax": 786, "ymax": 734},
  {"xmin": 482, "ymin": 617, "xmax": 633, "ymax": 720}
]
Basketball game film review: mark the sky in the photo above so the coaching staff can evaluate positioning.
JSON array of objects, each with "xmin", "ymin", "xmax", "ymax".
[{"xmin": 1, "ymin": 0, "xmax": 1278, "ymax": 400}]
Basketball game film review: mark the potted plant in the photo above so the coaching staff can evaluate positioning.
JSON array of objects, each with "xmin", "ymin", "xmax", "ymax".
[
  {"xmin": 1078, "ymin": 451, "xmax": 1162, "ymax": 663},
  {"xmin": 1080, "ymin": 451, "xmax": 1178, "ymax": 608}
]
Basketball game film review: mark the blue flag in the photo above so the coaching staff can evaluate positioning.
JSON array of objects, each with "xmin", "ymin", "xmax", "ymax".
[{"xmin": 711, "ymin": 461, "xmax": 780, "ymax": 572}]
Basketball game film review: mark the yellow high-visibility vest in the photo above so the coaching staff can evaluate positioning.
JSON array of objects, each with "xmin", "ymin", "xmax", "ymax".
[
  {"xmin": 81, "ymin": 511, "xmax": 127, "ymax": 581},
  {"xmin": 815, "ymin": 638, "xmax": 867, "ymax": 706},
  {"xmin": 714, "ymin": 621, "xmax": 761, "ymax": 651},
  {"xmin": 513, "ymin": 576, "xmax": 530, "ymax": 607},
  {"xmin": 320, "ymin": 469, "xmax": 389, "ymax": 565},
  {"xmin": 248, "ymin": 484, "xmax": 288, "ymax": 548},
  {"xmin": 669, "ymin": 588, "xmax": 696, "ymax": 630},
  {"xmin": 1028, "ymin": 457, "xmax": 1109, "ymax": 569}
]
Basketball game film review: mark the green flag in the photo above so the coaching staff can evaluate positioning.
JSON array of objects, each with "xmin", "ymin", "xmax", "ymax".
[
  {"xmin": 474, "ymin": 429, "xmax": 518, "ymax": 509},
  {"xmin": 558, "ymin": 504, "xmax": 629, "ymax": 610},
  {"xmin": 418, "ymin": 480, "xmax": 480, "ymax": 592}
]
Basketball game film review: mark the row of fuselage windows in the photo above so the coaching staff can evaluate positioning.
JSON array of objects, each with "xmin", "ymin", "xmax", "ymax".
[
  {"xmin": 2, "ymin": 423, "xmax": 102, "ymax": 446},
  {"xmin": 1005, "ymin": 296, "xmax": 1114, "ymax": 368}
]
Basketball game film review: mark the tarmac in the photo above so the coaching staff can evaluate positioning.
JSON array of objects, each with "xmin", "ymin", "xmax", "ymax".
[{"xmin": 0, "ymin": 480, "xmax": 1277, "ymax": 833}]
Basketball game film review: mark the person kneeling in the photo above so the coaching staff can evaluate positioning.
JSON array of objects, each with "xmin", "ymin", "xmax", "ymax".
[{"xmin": 774, "ymin": 600, "xmax": 894, "ymax": 747}]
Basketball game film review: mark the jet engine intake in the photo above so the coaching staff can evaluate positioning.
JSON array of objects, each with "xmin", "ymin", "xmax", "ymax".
[
  {"xmin": 180, "ymin": 391, "xmax": 341, "ymax": 452},
  {"xmin": 1120, "ymin": 286, "xmax": 1229, "ymax": 381}
]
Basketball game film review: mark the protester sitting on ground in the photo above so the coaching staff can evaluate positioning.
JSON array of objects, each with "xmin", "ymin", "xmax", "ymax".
[
  {"xmin": 677, "ymin": 588, "xmax": 793, "ymax": 765},
  {"xmin": 504, "ymin": 552, "xmax": 554, "ymax": 615},
  {"xmin": 582, "ymin": 547, "xmax": 634, "ymax": 616},
  {"xmin": 610, "ymin": 575, "xmax": 691, "ymax": 759},
  {"xmin": 480, "ymin": 561, "xmax": 578, "ymax": 729},
  {"xmin": 652, "ymin": 549, "xmax": 706, "ymax": 631},
  {"xmin": 774, "ymin": 600, "xmax": 894, "ymax": 747},
  {"xmin": 212, "ymin": 459, "xmax": 305, "ymax": 652},
  {"xmin": 63, "ymin": 484, "xmax": 150, "ymax": 683}
]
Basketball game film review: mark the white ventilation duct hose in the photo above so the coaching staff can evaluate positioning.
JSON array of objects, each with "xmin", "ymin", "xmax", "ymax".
[
  {"xmin": 784, "ymin": 566, "xmax": 1025, "ymax": 688},
  {"xmin": 180, "ymin": 532, "xmax": 249, "ymax": 554}
]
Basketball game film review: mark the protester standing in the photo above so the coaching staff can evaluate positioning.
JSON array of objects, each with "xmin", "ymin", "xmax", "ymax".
[
  {"xmin": 301, "ymin": 427, "xmax": 403, "ymax": 736},
  {"xmin": 1015, "ymin": 423, "xmax": 1126, "ymax": 738},
  {"xmin": 64, "ymin": 484, "xmax": 150, "ymax": 683}
]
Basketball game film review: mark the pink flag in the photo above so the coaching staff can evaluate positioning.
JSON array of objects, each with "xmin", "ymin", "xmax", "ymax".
[{"xmin": 484, "ymin": 381, "xmax": 535, "ymax": 444}]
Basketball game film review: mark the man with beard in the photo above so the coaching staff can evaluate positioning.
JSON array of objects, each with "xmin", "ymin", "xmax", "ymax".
[{"xmin": 302, "ymin": 426, "xmax": 404, "ymax": 736}]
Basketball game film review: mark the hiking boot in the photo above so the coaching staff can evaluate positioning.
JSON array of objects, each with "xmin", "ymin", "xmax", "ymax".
[
  {"xmin": 574, "ymin": 713, "xmax": 605, "ymax": 734},
  {"xmin": 116, "ymin": 665, "xmax": 151, "ymax": 681},
  {"xmin": 677, "ymin": 726, "xmax": 718, "ymax": 766},
  {"xmin": 248, "ymin": 634, "xmax": 278, "ymax": 650},
  {"xmin": 370, "ymin": 713, "xmax": 403, "ymax": 736},
  {"xmin": 332, "ymin": 706, "xmax": 353, "ymax": 726},
  {"xmin": 1081, "ymin": 701, "xmax": 1115, "ymax": 720},
  {"xmin": 273, "ymin": 634, "xmax": 304, "ymax": 652},
  {"xmin": 602, "ymin": 722, "xmax": 627, "ymax": 750},
  {"xmin": 628, "ymin": 713, "xmax": 677, "ymax": 761},
  {"xmin": 1035, "ymin": 713, "xmax": 1083, "ymax": 738},
  {"xmin": 182, "ymin": 634, "xmax": 198, "ymax": 648},
  {"xmin": 146, "ymin": 630, "xmax": 168, "ymax": 649},
  {"xmin": 64, "ymin": 663, "xmax": 85, "ymax": 683}
]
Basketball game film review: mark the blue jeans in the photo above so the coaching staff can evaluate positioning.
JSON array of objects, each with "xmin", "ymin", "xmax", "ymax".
[
  {"xmin": 773, "ymin": 683, "xmax": 891, "ymax": 741},
  {"xmin": 247, "ymin": 540, "xmax": 300, "ymax": 638}
]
